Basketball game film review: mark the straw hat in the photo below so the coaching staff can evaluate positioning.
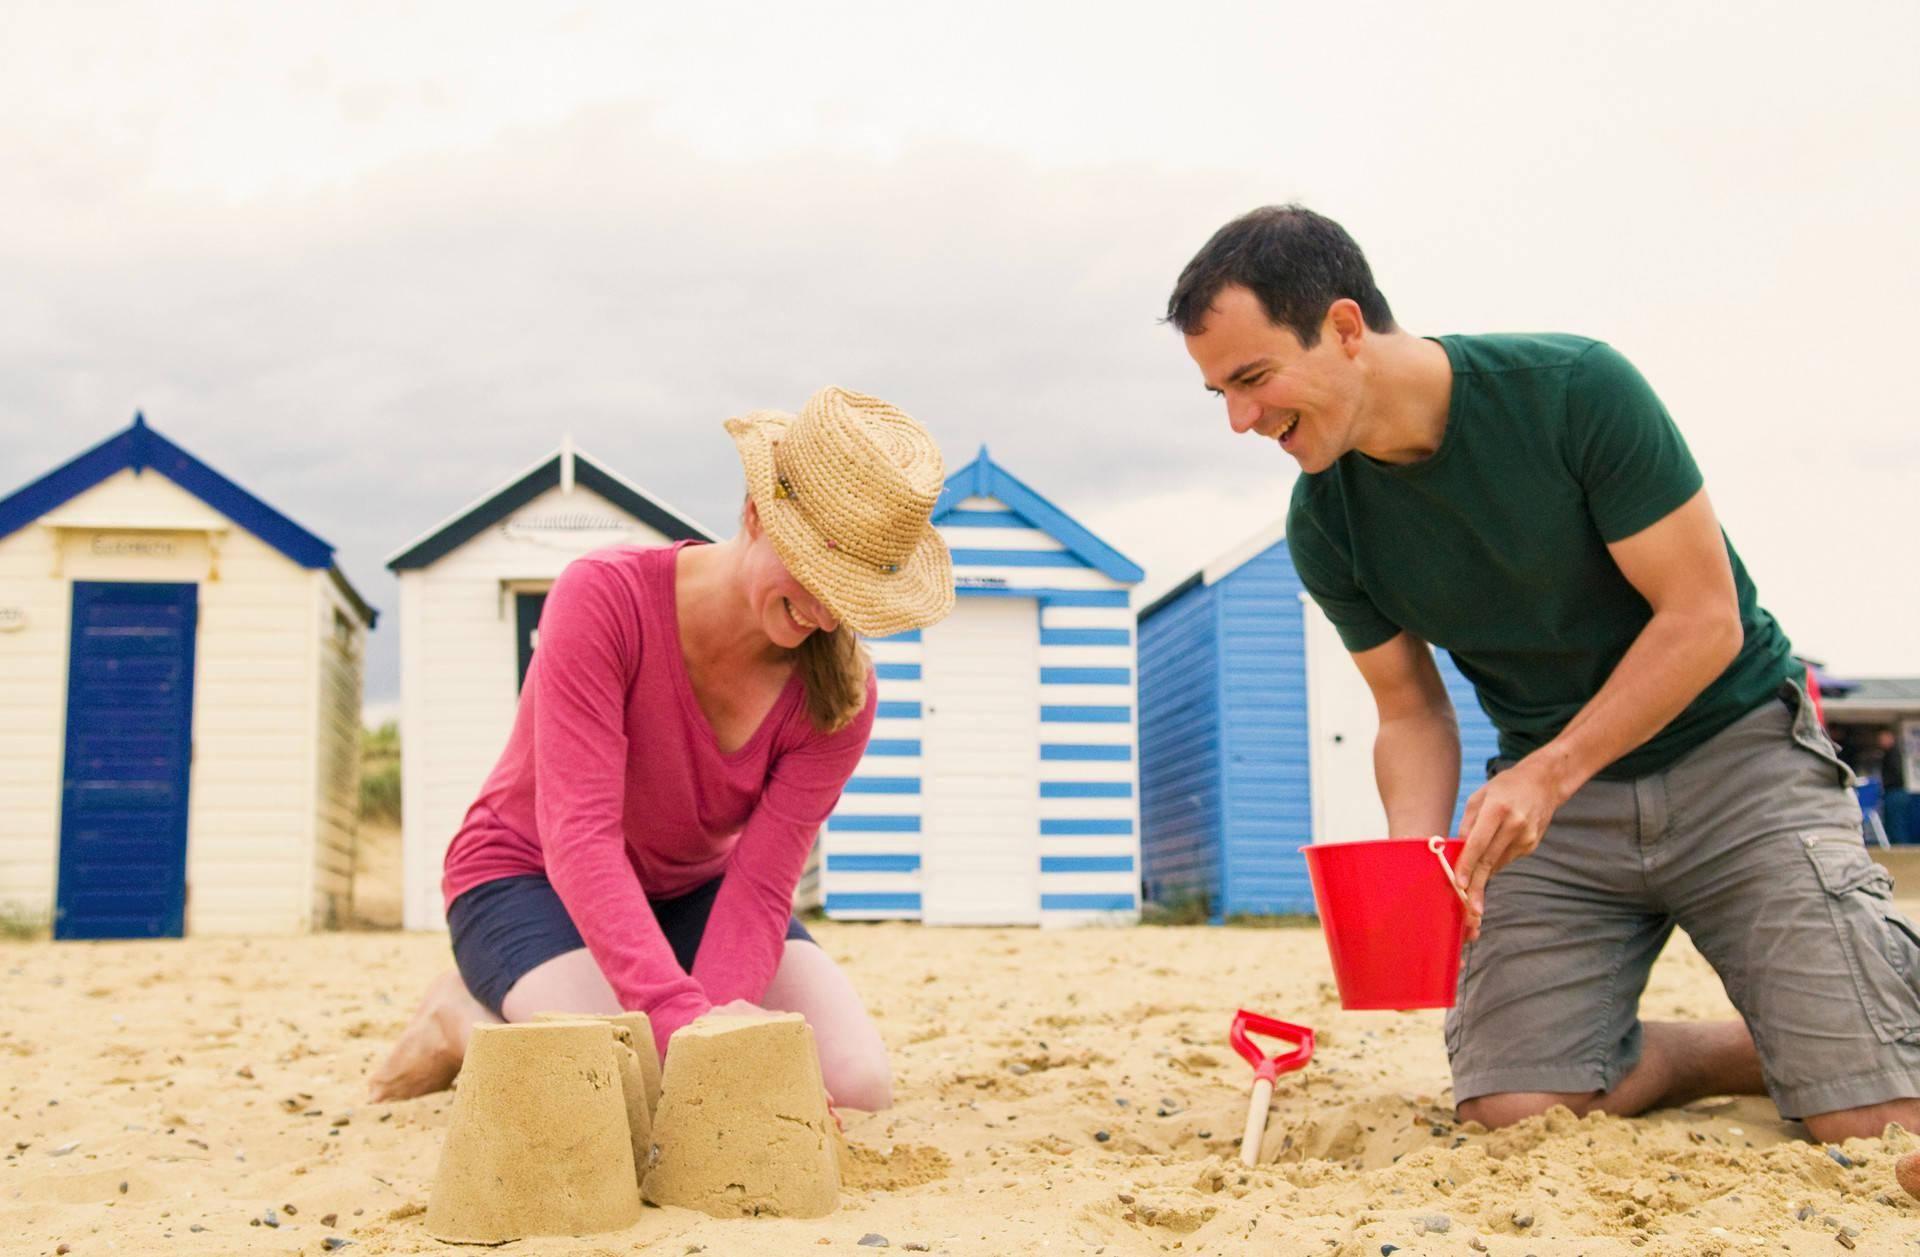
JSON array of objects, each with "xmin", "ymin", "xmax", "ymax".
[{"xmin": 725, "ymin": 387, "xmax": 954, "ymax": 638}]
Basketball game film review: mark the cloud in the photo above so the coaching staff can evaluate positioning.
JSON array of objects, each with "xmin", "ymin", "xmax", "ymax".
[
  {"xmin": 3, "ymin": 1, "xmax": 1916, "ymax": 703},
  {"xmin": 1, "ymin": 112, "xmax": 1288, "ymax": 699}
]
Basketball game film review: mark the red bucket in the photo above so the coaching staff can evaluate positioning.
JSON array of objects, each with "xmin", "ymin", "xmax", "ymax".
[{"xmin": 1302, "ymin": 836, "xmax": 1469, "ymax": 1010}]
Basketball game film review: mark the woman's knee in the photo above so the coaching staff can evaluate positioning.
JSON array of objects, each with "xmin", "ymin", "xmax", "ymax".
[{"xmin": 822, "ymin": 1043, "xmax": 894, "ymax": 1112}]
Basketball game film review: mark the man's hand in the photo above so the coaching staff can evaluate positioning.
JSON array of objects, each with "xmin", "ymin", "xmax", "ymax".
[{"xmin": 1456, "ymin": 754, "xmax": 1568, "ymax": 938}]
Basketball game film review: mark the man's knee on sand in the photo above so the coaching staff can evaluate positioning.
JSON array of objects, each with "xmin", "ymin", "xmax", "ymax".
[
  {"xmin": 1803, "ymin": 1099, "xmax": 1920, "ymax": 1144},
  {"xmin": 1457, "ymin": 1092, "xmax": 1599, "ymax": 1129}
]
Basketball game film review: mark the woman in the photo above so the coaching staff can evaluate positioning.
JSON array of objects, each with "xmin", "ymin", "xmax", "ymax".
[{"xmin": 368, "ymin": 386, "xmax": 953, "ymax": 1110}]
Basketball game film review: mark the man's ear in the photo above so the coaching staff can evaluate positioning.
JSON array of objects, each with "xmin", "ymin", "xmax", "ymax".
[
  {"xmin": 741, "ymin": 494, "xmax": 762, "ymax": 538},
  {"xmin": 1327, "ymin": 298, "xmax": 1367, "ymax": 356}
]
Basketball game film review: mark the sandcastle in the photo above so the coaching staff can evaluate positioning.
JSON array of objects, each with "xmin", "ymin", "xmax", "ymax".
[
  {"xmin": 532, "ymin": 1010, "xmax": 660, "ymax": 1174},
  {"xmin": 642, "ymin": 1012, "xmax": 841, "ymax": 1218},
  {"xmin": 425, "ymin": 1020, "xmax": 642, "ymax": 1243}
]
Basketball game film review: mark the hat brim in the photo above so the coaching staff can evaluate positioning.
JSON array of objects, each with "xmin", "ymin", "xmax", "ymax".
[{"xmin": 726, "ymin": 411, "xmax": 955, "ymax": 639}]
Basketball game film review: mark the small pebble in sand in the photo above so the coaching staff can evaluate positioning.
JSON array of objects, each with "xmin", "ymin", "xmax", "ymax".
[
  {"xmin": 1095, "ymin": 1130, "xmax": 1110, "ymax": 1143},
  {"xmin": 1511, "ymin": 1210, "xmax": 1534, "ymax": 1228},
  {"xmin": 322, "ymin": 1240, "xmax": 354, "ymax": 1252},
  {"xmin": 1197, "ymin": 1129, "xmax": 1211, "ymax": 1139},
  {"xmin": 1416, "ymin": 1214, "xmax": 1451, "ymax": 1234},
  {"xmin": 1379, "ymin": 1246, "xmax": 1398, "ymax": 1255},
  {"xmin": 321, "ymin": 1213, "xmax": 337, "ymax": 1227},
  {"xmin": 51, "ymin": 1141, "xmax": 79, "ymax": 1156},
  {"xmin": 858, "ymin": 1234, "xmax": 890, "ymax": 1247},
  {"xmin": 1896, "ymin": 1151, "xmax": 1920, "ymax": 1200},
  {"xmin": 119, "ymin": 1181, "xmax": 128, "ymax": 1194},
  {"xmin": 263, "ymin": 1209, "xmax": 280, "ymax": 1228},
  {"xmin": 1827, "ymin": 1146, "xmax": 1855, "ymax": 1169},
  {"xmin": 56, "ymin": 1246, "xmax": 69, "ymax": 1255},
  {"xmin": 283, "ymin": 1203, "xmax": 298, "ymax": 1215},
  {"xmin": 1008, "ymin": 1063, "xmax": 1030, "ymax": 1076},
  {"xmin": 903, "ymin": 1244, "xmax": 929, "ymax": 1252}
]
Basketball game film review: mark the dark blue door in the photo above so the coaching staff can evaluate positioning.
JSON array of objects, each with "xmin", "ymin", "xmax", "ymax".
[{"xmin": 56, "ymin": 581, "xmax": 198, "ymax": 940}]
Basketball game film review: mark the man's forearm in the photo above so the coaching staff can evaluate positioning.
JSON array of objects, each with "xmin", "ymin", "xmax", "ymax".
[
  {"xmin": 1375, "ymin": 707, "xmax": 1462, "ymax": 837},
  {"xmin": 1530, "ymin": 606, "xmax": 1742, "ymax": 804}
]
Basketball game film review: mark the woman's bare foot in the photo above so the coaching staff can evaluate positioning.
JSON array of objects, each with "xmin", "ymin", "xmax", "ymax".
[{"xmin": 367, "ymin": 970, "xmax": 498, "ymax": 1103}]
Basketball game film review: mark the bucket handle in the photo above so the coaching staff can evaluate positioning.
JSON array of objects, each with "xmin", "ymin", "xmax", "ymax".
[{"xmin": 1427, "ymin": 835, "xmax": 1471, "ymax": 906}]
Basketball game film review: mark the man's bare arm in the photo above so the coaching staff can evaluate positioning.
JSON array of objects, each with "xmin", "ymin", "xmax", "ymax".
[
  {"xmin": 1352, "ymin": 629, "xmax": 1461, "ymax": 839},
  {"xmin": 1454, "ymin": 487, "xmax": 1744, "ymax": 929}
]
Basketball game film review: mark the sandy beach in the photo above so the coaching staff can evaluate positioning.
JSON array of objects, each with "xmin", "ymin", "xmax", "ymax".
[{"xmin": 6, "ymin": 886, "xmax": 1920, "ymax": 1256}]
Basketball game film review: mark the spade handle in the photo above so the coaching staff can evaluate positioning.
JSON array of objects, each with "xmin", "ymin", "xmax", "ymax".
[{"xmin": 1238, "ymin": 1077, "xmax": 1274, "ymax": 1166}]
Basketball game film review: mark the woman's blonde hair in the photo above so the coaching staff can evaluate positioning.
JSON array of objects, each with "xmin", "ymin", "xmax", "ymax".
[
  {"xmin": 743, "ymin": 495, "xmax": 873, "ymax": 733},
  {"xmin": 796, "ymin": 623, "xmax": 872, "ymax": 733}
]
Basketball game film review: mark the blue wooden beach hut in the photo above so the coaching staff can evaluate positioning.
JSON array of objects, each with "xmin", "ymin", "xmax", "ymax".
[{"xmin": 1136, "ymin": 522, "xmax": 1499, "ymax": 917}]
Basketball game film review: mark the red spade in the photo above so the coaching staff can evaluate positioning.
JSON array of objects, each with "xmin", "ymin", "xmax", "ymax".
[{"xmin": 1229, "ymin": 1009, "xmax": 1315, "ymax": 1166}]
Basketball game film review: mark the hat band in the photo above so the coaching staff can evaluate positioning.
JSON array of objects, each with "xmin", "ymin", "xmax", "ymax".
[{"xmin": 769, "ymin": 439, "xmax": 907, "ymax": 575}]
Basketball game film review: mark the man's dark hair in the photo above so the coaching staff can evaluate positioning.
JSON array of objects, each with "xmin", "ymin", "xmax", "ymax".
[{"xmin": 1165, "ymin": 204, "xmax": 1396, "ymax": 346}]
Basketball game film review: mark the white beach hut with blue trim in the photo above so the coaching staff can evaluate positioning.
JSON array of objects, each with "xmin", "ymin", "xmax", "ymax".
[
  {"xmin": 0, "ymin": 415, "xmax": 376, "ymax": 938},
  {"xmin": 820, "ymin": 447, "xmax": 1144, "ymax": 926},
  {"xmin": 385, "ymin": 440, "xmax": 713, "ymax": 931}
]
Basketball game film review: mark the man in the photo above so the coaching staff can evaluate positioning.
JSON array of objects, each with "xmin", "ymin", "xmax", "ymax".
[
  {"xmin": 1167, "ymin": 204, "xmax": 1920, "ymax": 1141},
  {"xmin": 1879, "ymin": 727, "xmax": 1911, "ymax": 843}
]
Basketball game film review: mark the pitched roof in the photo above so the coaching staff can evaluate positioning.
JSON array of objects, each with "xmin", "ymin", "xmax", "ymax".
[
  {"xmin": 1137, "ymin": 516, "xmax": 1286, "ymax": 622},
  {"xmin": 385, "ymin": 440, "xmax": 714, "ymax": 571},
  {"xmin": 932, "ymin": 446, "xmax": 1143, "ymax": 584},
  {"xmin": 0, "ymin": 413, "xmax": 376, "ymax": 626},
  {"xmin": 1820, "ymin": 676, "xmax": 1920, "ymax": 717}
]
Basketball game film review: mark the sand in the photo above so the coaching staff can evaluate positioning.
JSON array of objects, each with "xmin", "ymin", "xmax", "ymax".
[{"xmin": 5, "ymin": 905, "xmax": 1920, "ymax": 1255}]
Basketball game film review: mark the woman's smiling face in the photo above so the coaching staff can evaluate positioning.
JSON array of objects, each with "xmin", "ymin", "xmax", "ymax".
[{"xmin": 741, "ymin": 500, "xmax": 840, "ymax": 648}]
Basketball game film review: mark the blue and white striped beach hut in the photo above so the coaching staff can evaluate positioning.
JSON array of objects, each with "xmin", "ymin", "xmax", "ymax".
[
  {"xmin": 1137, "ymin": 521, "xmax": 1498, "ymax": 918},
  {"xmin": 820, "ymin": 448, "xmax": 1144, "ymax": 926}
]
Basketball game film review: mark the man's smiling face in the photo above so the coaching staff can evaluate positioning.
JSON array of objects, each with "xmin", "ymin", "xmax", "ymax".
[{"xmin": 1183, "ymin": 284, "xmax": 1362, "ymax": 475}]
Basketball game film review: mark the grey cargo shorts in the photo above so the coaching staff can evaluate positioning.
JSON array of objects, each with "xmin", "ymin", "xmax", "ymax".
[{"xmin": 1445, "ymin": 679, "xmax": 1920, "ymax": 1119}]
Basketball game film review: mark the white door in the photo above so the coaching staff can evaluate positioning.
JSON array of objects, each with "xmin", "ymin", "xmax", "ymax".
[
  {"xmin": 921, "ymin": 597, "xmax": 1041, "ymax": 925},
  {"xmin": 1303, "ymin": 594, "xmax": 1388, "ymax": 845}
]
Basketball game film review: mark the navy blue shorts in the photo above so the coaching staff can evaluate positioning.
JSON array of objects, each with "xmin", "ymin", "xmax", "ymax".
[{"xmin": 447, "ymin": 874, "xmax": 816, "ymax": 1018}]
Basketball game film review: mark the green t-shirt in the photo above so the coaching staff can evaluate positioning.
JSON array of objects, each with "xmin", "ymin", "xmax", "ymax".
[{"xmin": 1286, "ymin": 333, "xmax": 1795, "ymax": 780}]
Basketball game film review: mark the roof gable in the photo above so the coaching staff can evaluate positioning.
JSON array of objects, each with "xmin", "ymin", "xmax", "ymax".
[
  {"xmin": 1138, "ymin": 517, "xmax": 1286, "ymax": 622},
  {"xmin": 1, "ymin": 413, "xmax": 336, "ymax": 567},
  {"xmin": 386, "ymin": 442, "xmax": 714, "ymax": 571},
  {"xmin": 0, "ymin": 412, "xmax": 377, "ymax": 626},
  {"xmin": 933, "ymin": 446, "xmax": 1143, "ymax": 584}
]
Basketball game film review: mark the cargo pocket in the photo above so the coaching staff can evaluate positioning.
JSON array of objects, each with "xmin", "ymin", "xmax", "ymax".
[
  {"xmin": 1803, "ymin": 834, "xmax": 1920, "ymax": 1043},
  {"xmin": 1781, "ymin": 680, "xmax": 1858, "ymax": 789}
]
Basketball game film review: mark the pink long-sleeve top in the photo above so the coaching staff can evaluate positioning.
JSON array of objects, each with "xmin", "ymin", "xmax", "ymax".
[{"xmin": 441, "ymin": 542, "xmax": 875, "ymax": 1057}]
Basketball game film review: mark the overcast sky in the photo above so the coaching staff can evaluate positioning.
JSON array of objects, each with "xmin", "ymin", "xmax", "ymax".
[{"xmin": 4, "ymin": 1, "xmax": 1916, "ymax": 708}]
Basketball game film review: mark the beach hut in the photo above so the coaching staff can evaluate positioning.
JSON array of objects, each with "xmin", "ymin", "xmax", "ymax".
[
  {"xmin": 820, "ymin": 448, "xmax": 1144, "ymax": 926},
  {"xmin": 0, "ymin": 414, "xmax": 376, "ymax": 938},
  {"xmin": 386, "ymin": 440, "xmax": 712, "ymax": 930},
  {"xmin": 1136, "ymin": 521, "xmax": 1499, "ymax": 917}
]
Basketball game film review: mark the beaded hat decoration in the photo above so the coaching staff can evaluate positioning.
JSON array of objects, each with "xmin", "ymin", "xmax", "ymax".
[{"xmin": 725, "ymin": 386, "xmax": 955, "ymax": 638}]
